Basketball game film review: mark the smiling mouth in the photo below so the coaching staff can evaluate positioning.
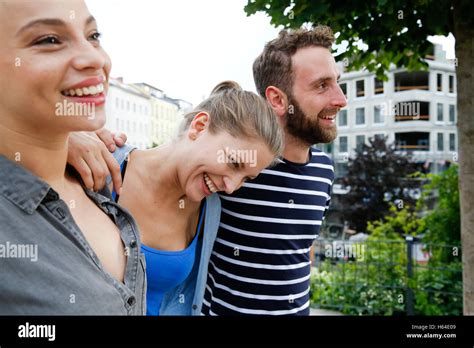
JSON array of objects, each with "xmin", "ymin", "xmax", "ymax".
[
  {"xmin": 319, "ymin": 114, "xmax": 336, "ymax": 120},
  {"xmin": 61, "ymin": 83, "xmax": 105, "ymax": 97},
  {"xmin": 204, "ymin": 173, "xmax": 217, "ymax": 193}
]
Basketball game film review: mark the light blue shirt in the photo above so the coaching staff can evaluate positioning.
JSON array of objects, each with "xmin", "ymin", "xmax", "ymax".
[{"xmin": 108, "ymin": 145, "xmax": 221, "ymax": 315}]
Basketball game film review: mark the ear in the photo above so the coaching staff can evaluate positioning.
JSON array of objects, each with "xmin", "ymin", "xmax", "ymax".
[
  {"xmin": 265, "ymin": 86, "xmax": 288, "ymax": 118},
  {"xmin": 188, "ymin": 111, "xmax": 210, "ymax": 140}
]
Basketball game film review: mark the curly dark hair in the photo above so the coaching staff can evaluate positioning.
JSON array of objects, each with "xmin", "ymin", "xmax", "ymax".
[{"xmin": 253, "ymin": 25, "xmax": 335, "ymax": 98}]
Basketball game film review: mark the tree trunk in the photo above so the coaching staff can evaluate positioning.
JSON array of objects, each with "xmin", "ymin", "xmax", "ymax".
[{"xmin": 453, "ymin": 2, "xmax": 474, "ymax": 315}]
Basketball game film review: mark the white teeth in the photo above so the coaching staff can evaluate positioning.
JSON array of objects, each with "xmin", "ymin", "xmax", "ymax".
[
  {"xmin": 62, "ymin": 83, "xmax": 104, "ymax": 97},
  {"xmin": 204, "ymin": 173, "xmax": 217, "ymax": 193}
]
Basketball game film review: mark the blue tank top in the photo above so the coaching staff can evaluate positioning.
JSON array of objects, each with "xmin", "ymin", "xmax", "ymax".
[
  {"xmin": 142, "ymin": 200, "xmax": 206, "ymax": 315},
  {"xmin": 112, "ymin": 157, "xmax": 206, "ymax": 316}
]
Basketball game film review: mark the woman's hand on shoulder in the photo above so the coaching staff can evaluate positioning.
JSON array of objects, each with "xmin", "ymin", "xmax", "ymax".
[{"xmin": 67, "ymin": 128, "xmax": 127, "ymax": 193}]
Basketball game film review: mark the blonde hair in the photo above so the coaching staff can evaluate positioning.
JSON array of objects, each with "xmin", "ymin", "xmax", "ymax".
[{"xmin": 179, "ymin": 80, "xmax": 283, "ymax": 159}]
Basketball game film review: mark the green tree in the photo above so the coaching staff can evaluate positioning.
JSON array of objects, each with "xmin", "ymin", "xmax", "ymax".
[
  {"xmin": 342, "ymin": 136, "xmax": 418, "ymax": 232},
  {"xmin": 418, "ymin": 165, "xmax": 460, "ymax": 246},
  {"xmin": 245, "ymin": 0, "xmax": 473, "ymax": 314}
]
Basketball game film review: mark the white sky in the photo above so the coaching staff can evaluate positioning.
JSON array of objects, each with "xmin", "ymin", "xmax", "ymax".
[
  {"xmin": 86, "ymin": 0, "xmax": 455, "ymax": 106},
  {"xmin": 86, "ymin": 0, "xmax": 281, "ymax": 105}
]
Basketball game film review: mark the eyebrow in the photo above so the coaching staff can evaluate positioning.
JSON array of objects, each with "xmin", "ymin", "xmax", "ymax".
[
  {"xmin": 16, "ymin": 15, "xmax": 96, "ymax": 37},
  {"xmin": 310, "ymin": 74, "xmax": 342, "ymax": 89}
]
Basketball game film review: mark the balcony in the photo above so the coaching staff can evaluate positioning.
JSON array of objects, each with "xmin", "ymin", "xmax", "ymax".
[
  {"xmin": 395, "ymin": 132, "xmax": 430, "ymax": 151},
  {"xmin": 394, "ymin": 101, "xmax": 430, "ymax": 122},
  {"xmin": 394, "ymin": 71, "xmax": 429, "ymax": 92}
]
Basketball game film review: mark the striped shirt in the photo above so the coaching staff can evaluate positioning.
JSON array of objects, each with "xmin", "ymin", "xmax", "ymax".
[{"xmin": 201, "ymin": 148, "xmax": 334, "ymax": 315}]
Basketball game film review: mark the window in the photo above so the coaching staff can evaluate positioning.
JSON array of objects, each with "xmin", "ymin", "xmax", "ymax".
[
  {"xmin": 449, "ymin": 75, "xmax": 455, "ymax": 93},
  {"xmin": 437, "ymin": 103, "xmax": 444, "ymax": 122},
  {"xmin": 449, "ymin": 105, "xmax": 456, "ymax": 123},
  {"xmin": 340, "ymin": 83, "xmax": 347, "ymax": 98},
  {"xmin": 449, "ymin": 133, "xmax": 456, "ymax": 151},
  {"xmin": 437, "ymin": 73, "xmax": 442, "ymax": 92},
  {"xmin": 127, "ymin": 120, "xmax": 130, "ymax": 132},
  {"xmin": 335, "ymin": 162, "xmax": 348, "ymax": 178},
  {"xmin": 115, "ymin": 119, "xmax": 119, "ymax": 129},
  {"xmin": 339, "ymin": 136, "xmax": 348, "ymax": 153},
  {"xmin": 126, "ymin": 101, "xmax": 130, "ymax": 111},
  {"xmin": 356, "ymin": 135, "xmax": 365, "ymax": 151},
  {"xmin": 356, "ymin": 107, "xmax": 365, "ymax": 125},
  {"xmin": 374, "ymin": 105, "xmax": 384, "ymax": 124},
  {"xmin": 374, "ymin": 77, "xmax": 384, "ymax": 94},
  {"xmin": 437, "ymin": 133, "xmax": 444, "ymax": 151},
  {"xmin": 356, "ymin": 80, "xmax": 365, "ymax": 97},
  {"xmin": 121, "ymin": 100, "xmax": 124, "ymax": 110},
  {"xmin": 115, "ymin": 98, "xmax": 119, "ymax": 108},
  {"xmin": 374, "ymin": 133, "xmax": 385, "ymax": 141},
  {"xmin": 133, "ymin": 103, "xmax": 136, "ymax": 113},
  {"xmin": 338, "ymin": 109, "xmax": 347, "ymax": 127}
]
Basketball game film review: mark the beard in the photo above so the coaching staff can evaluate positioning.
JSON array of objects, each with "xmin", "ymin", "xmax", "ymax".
[{"xmin": 285, "ymin": 95, "xmax": 338, "ymax": 145}]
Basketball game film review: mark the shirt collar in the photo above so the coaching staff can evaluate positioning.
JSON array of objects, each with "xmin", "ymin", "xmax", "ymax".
[{"xmin": 0, "ymin": 155, "xmax": 54, "ymax": 214}]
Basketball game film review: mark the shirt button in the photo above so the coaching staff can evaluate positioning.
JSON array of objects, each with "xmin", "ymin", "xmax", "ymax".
[
  {"xmin": 130, "ymin": 240, "xmax": 137, "ymax": 248},
  {"xmin": 192, "ymin": 304, "xmax": 197, "ymax": 310},
  {"xmin": 56, "ymin": 207, "xmax": 66, "ymax": 219},
  {"xmin": 127, "ymin": 296, "xmax": 136, "ymax": 306}
]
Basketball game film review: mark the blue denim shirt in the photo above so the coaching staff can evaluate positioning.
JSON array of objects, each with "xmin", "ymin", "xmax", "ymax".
[
  {"xmin": 108, "ymin": 145, "xmax": 221, "ymax": 315},
  {"xmin": 0, "ymin": 155, "xmax": 146, "ymax": 315}
]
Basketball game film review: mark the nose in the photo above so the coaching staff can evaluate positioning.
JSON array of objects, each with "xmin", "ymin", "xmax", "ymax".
[
  {"xmin": 70, "ymin": 37, "xmax": 108, "ymax": 72},
  {"xmin": 332, "ymin": 84, "xmax": 347, "ymax": 109}
]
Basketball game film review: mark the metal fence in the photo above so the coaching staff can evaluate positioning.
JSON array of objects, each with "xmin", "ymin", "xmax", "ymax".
[{"xmin": 311, "ymin": 236, "xmax": 463, "ymax": 315}]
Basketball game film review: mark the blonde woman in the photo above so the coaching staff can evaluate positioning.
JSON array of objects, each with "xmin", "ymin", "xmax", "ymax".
[{"xmin": 68, "ymin": 81, "xmax": 284, "ymax": 315}]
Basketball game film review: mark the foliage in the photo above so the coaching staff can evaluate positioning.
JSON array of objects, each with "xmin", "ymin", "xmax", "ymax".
[
  {"xmin": 341, "ymin": 137, "xmax": 418, "ymax": 232},
  {"xmin": 244, "ymin": 0, "xmax": 472, "ymax": 80},
  {"xmin": 417, "ymin": 165, "xmax": 460, "ymax": 246},
  {"xmin": 311, "ymin": 195, "xmax": 461, "ymax": 315}
]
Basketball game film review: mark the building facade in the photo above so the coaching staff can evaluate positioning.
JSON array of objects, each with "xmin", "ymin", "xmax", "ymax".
[
  {"xmin": 319, "ymin": 44, "xmax": 458, "ymax": 237},
  {"xmin": 327, "ymin": 44, "xmax": 457, "ymax": 179},
  {"xmin": 105, "ymin": 78, "xmax": 151, "ymax": 149},
  {"xmin": 104, "ymin": 79, "xmax": 192, "ymax": 149}
]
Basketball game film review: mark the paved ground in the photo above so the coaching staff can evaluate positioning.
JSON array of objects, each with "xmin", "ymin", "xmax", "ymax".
[{"xmin": 310, "ymin": 307, "xmax": 344, "ymax": 315}]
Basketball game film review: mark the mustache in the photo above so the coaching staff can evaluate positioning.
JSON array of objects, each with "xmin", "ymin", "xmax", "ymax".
[{"xmin": 318, "ymin": 108, "xmax": 340, "ymax": 117}]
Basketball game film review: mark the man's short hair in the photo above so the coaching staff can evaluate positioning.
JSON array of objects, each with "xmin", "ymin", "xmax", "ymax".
[{"xmin": 253, "ymin": 25, "xmax": 335, "ymax": 98}]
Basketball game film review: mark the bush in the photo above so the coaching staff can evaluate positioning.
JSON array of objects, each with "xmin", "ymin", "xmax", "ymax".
[{"xmin": 311, "ymin": 200, "xmax": 462, "ymax": 315}]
